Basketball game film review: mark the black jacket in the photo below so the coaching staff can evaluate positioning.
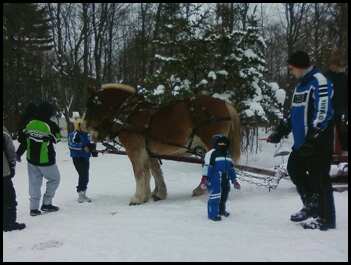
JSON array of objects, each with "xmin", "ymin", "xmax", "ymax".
[{"xmin": 325, "ymin": 70, "xmax": 348, "ymax": 116}]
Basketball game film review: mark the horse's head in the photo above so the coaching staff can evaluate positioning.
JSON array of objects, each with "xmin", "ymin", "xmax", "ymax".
[{"xmin": 84, "ymin": 83, "xmax": 136, "ymax": 142}]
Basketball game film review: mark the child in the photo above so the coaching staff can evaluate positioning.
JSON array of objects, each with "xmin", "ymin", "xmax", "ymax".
[
  {"xmin": 68, "ymin": 112, "xmax": 98, "ymax": 203},
  {"xmin": 192, "ymin": 134, "xmax": 222, "ymax": 197},
  {"xmin": 207, "ymin": 135, "xmax": 240, "ymax": 221},
  {"xmin": 3, "ymin": 125, "xmax": 26, "ymax": 231}
]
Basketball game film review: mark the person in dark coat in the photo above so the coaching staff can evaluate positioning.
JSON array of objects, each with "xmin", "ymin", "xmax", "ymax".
[
  {"xmin": 267, "ymin": 51, "xmax": 336, "ymax": 230},
  {"xmin": 324, "ymin": 49, "xmax": 348, "ymax": 151},
  {"xmin": 3, "ymin": 125, "xmax": 26, "ymax": 231}
]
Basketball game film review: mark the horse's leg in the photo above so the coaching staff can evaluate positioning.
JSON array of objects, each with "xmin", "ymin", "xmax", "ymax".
[
  {"xmin": 143, "ymin": 159, "xmax": 152, "ymax": 201},
  {"xmin": 149, "ymin": 158, "xmax": 167, "ymax": 201},
  {"xmin": 119, "ymin": 133, "xmax": 151, "ymax": 205},
  {"xmin": 128, "ymin": 150, "xmax": 152, "ymax": 205}
]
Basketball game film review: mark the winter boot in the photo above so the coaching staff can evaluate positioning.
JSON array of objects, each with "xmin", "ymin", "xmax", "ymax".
[
  {"xmin": 78, "ymin": 191, "xmax": 92, "ymax": 203},
  {"xmin": 83, "ymin": 191, "xmax": 92, "ymax": 202},
  {"xmin": 4, "ymin": 207, "xmax": 26, "ymax": 231},
  {"xmin": 220, "ymin": 211, "xmax": 230, "ymax": 217},
  {"xmin": 290, "ymin": 194, "xmax": 319, "ymax": 222},
  {"xmin": 78, "ymin": 191, "xmax": 85, "ymax": 203},
  {"xmin": 3, "ymin": 222, "xmax": 26, "ymax": 232},
  {"xmin": 41, "ymin": 204, "xmax": 59, "ymax": 212},
  {"xmin": 300, "ymin": 217, "xmax": 335, "ymax": 231},
  {"xmin": 30, "ymin": 209, "xmax": 42, "ymax": 216},
  {"xmin": 210, "ymin": 216, "xmax": 222, "ymax": 222}
]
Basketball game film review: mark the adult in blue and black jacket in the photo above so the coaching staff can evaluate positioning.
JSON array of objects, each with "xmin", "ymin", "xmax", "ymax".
[
  {"xmin": 268, "ymin": 51, "xmax": 335, "ymax": 230},
  {"xmin": 207, "ymin": 135, "xmax": 240, "ymax": 221}
]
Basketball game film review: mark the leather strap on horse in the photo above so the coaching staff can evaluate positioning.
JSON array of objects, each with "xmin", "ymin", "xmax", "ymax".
[
  {"xmin": 107, "ymin": 96, "xmax": 232, "ymax": 160},
  {"xmin": 144, "ymin": 99, "xmax": 232, "ymax": 159},
  {"xmin": 185, "ymin": 98, "xmax": 232, "ymax": 154},
  {"xmin": 109, "ymin": 94, "xmax": 144, "ymax": 136}
]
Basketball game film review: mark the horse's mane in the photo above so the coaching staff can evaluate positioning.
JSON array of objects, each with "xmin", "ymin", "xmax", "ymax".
[{"xmin": 100, "ymin": 83, "xmax": 136, "ymax": 94}]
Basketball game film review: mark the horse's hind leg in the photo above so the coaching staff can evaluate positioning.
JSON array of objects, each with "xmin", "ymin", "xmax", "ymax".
[{"xmin": 149, "ymin": 158, "xmax": 167, "ymax": 201}]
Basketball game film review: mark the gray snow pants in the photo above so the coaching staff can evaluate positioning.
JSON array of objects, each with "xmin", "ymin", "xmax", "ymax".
[{"xmin": 28, "ymin": 162, "xmax": 60, "ymax": 210}]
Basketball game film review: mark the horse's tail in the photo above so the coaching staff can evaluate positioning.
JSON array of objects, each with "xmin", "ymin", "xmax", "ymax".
[{"xmin": 226, "ymin": 103, "xmax": 241, "ymax": 162}]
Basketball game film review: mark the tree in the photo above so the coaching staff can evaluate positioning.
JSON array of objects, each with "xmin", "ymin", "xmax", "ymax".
[{"xmin": 4, "ymin": 3, "xmax": 53, "ymax": 131}]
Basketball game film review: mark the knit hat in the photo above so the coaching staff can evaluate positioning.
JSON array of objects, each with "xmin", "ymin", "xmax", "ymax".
[
  {"xmin": 287, "ymin": 51, "xmax": 311, "ymax": 68},
  {"xmin": 211, "ymin": 133, "xmax": 224, "ymax": 147},
  {"xmin": 214, "ymin": 135, "xmax": 230, "ymax": 151}
]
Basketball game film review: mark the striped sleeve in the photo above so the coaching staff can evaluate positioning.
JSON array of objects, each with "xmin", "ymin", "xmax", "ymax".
[{"xmin": 312, "ymin": 73, "xmax": 333, "ymax": 129}]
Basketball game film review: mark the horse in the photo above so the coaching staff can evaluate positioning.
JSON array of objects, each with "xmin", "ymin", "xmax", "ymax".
[{"xmin": 84, "ymin": 83, "xmax": 241, "ymax": 205}]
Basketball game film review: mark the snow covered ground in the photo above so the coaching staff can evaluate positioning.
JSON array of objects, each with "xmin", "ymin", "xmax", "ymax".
[{"xmin": 3, "ymin": 138, "xmax": 348, "ymax": 262}]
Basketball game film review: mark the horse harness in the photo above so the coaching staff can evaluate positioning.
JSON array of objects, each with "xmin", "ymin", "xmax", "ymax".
[{"xmin": 106, "ymin": 94, "xmax": 232, "ymax": 159}]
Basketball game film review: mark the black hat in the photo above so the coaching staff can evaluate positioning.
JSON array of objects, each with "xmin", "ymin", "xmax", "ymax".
[
  {"xmin": 287, "ymin": 51, "xmax": 311, "ymax": 68},
  {"xmin": 37, "ymin": 101, "xmax": 55, "ymax": 121},
  {"xmin": 214, "ymin": 135, "xmax": 229, "ymax": 151},
  {"xmin": 211, "ymin": 134, "xmax": 223, "ymax": 146}
]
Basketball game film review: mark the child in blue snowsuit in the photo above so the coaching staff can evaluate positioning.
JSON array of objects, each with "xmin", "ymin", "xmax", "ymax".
[
  {"xmin": 207, "ymin": 135, "xmax": 240, "ymax": 221},
  {"xmin": 68, "ymin": 117, "xmax": 97, "ymax": 203}
]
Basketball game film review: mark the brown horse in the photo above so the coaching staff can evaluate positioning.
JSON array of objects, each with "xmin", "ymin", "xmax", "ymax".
[{"xmin": 84, "ymin": 83, "xmax": 241, "ymax": 205}]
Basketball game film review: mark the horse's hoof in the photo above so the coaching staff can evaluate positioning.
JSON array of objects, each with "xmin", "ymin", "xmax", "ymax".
[
  {"xmin": 129, "ymin": 201, "xmax": 141, "ymax": 206},
  {"xmin": 152, "ymin": 194, "xmax": 161, "ymax": 201}
]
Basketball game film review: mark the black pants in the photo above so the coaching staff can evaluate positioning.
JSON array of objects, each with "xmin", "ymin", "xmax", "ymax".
[
  {"xmin": 335, "ymin": 114, "xmax": 348, "ymax": 151},
  {"xmin": 219, "ymin": 175, "xmax": 230, "ymax": 214},
  {"xmin": 73, "ymin": 157, "xmax": 90, "ymax": 192},
  {"xmin": 3, "ymin": 177, "xmax": 18, "ymax": 226},
  {"xmin": 287, "ymin": 126, "xmax": 336, "ymax": 226}
]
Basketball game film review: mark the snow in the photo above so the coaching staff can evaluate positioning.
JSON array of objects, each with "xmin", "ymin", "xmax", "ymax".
[
  {"xmin": 154, "ymin": 85, "xmax": 165, "ymax": 95},
  {"xmin": 269, "ymin": 82, "xmax": 286, "ymax": 105},
  {"xmin": 155, "ymin": 54, "xmax": 179, "ymax": 62},
  {"xmin": 197, "ymin": 79, "xmax": 208, "ymax": 86},
  {"xmin": 257, "ymin": 36, "xmax": 267, "ymax": 49},
  {"xmin": 243, "ymin": 99, "xmax": 266, "ymax": 119},
  {"xmin": 212, "ymin": 93, "xmax": 232, "ymax": 103},
  {"xmin": 3, "ymin": 137, "xmax": 348, "ymax": 262},
  {"xmin": 244, "ymin": 48, "xmax": 258, "ymax": 59},
  {"xmin": 208, "ymin": 71, "xmax": 217, "ymax": 80},
  {"xmin": 216, "ymin": 70, "xmax": 228, "ymax": 76},
  {"xmin": 275, "ymin": 88, "xmax": 286, "ymax": 105}
]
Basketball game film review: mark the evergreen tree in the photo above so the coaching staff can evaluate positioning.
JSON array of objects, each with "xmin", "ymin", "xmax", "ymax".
[
  {"xmin": 141, "ymin": 5, "xmax": 283, "ymax": 125},
  {"xmin": 141, "ymin": 3, "xmax": 195, "ymax": 105},
  {"xmin": 4, "ymin": 3, "xmax": 53, "ymax": 129}
]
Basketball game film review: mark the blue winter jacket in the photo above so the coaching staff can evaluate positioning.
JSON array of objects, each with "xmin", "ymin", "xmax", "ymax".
[
  {"xmin": 207, "ymin": 150, "xmax": 237, "ymax": 187},
  {"xmin": 68, "ymin": 131, "xmax": 92, "ymax": 158},
  {"xmin": 288, "ymin": 66, "xmax": 334, "ymax": 150}
]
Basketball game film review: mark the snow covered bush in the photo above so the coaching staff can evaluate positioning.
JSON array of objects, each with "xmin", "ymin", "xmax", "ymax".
[{"xmin": 141, "ymin": 4, "xmax": 284, "ymax": 126}]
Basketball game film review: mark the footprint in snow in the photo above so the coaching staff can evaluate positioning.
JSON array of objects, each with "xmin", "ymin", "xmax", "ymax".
[{"xmin": 32, "ymin": 240, "xmax": 63, "ymax": 250}]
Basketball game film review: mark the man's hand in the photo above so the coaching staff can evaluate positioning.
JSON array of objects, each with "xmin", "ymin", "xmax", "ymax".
[
  {"xmin": 267, "ymin": 119, "xmax": 291, "ymax": 144},
  {"xmin": 297, "ymin": 127, "xmax": 321, "ymax": 158},
  {"xmin": 267, "ymin": 132, "xmax": 282, "ymax": 144}
]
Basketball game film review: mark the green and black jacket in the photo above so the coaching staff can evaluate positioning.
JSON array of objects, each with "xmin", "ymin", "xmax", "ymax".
[{"xmin": 23, "ymin": 119, "xmax": 61, "ymax": 166}]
